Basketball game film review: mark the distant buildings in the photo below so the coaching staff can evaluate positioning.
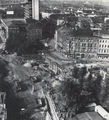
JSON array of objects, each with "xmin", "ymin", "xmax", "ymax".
[{"xmin": 0, "ymin": 0, "xmax": 27, "ymax": 7}]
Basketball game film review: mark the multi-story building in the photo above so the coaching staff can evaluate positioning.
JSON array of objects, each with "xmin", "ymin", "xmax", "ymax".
[
  {"xmin": 98, "ymin": 34, "xmax": 109, "ymax": 61},
  {"xmin": 0, "ymin": 18, "xmax": 42, "ymax": 52},
  {"xmin": 54, "ymin": 26, "xmax": 99, "ymax": 60},
  {"xmin": 0, "ymin": 19, "xmax": 26, "ymax": 40},
  {"xmin": 24, "ymin": 0, "xmax": 39, "ymax": 20},
  {"xmin": 0, "ymin": 18, "xmax": 26, "ymax": 51},
  {"xmin": 70, "ymin": 37, "xmax": 99, "ymax": 59},
  {"xmin": 46, "ymin": 25, "xmax": 100, "ymax": 74}
]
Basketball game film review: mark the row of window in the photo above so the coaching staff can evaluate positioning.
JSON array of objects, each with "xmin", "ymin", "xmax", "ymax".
[
  {"xmin": 99, "ymin": 40, "xmax": 109, "ymax": 43},
  {"xmin": 99, "ymin": 49, "xmax": 109, "ymax": 53},
  {"xmin": 77, "ymin": 39, "xmax": 95, "ymax": 42},
  {"xmin": 75, "ymin": 43, "xmax": 97, "ymax": 47},
  {"xmin": 98, "ymin": 56, "xmax": 109, "ymax": 59},
  {"xmin": 99, "ymin": 44, "xmax": 109, "ymax": 48}
]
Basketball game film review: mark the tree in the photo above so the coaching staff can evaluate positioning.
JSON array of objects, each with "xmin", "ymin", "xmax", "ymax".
[{"xmin": 56, "ymin": 66, "xmax": 104, "ymax": 118}]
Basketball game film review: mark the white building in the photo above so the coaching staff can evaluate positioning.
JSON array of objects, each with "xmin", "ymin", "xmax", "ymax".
[
  {"xmin": 24, "ymin": 0, "xmax": 39, "ymax": 20},
  {"xmin": 98, "ymin": 34, "xmax": 109, "ymax": 61},
  {"xmin": 32, "ymin": 0, "xmax": 39, "ymax": 20},
  {"xmin": 95, "ymin": 105, "xmax": 109, "ymax": 120}
]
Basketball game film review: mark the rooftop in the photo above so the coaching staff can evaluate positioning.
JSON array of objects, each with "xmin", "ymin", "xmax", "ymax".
[
  {"xmin": 2, "ymin": 18, "xmax": 26, "ymax": 27},
  {"xmin": 72, "ymin": 112, "xmax": 103, "ymax": 120}
]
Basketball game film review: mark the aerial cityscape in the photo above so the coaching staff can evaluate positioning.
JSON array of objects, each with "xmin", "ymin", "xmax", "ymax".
[{"xmin": 0, "ymin": 0, "xmax": 109, "ymax": 120}]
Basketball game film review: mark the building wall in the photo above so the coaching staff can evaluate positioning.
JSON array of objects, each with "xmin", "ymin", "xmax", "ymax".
[
  {"xmin": 56, "ymin": 29, "xmax": 70, "ymax": 58},
  {"xmin": 26, "ymin": 21, "xmax": 42, "ymax": 43},
  {"xmin": 70, "ymin": 37, "xmax": 98, "ymax": 59},
  {"xmin": 55, "ymin": 28, "xmax": 99, "ymax": 59},
  {"xmin": 98, "ymin": 35, "xmax": 109, "ymax": 60}
]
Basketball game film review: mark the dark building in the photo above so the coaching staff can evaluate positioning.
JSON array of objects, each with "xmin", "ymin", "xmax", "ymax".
[
  {"xmin": 0, "ymin": 18, "xmax": 42, "ymax": 53},
  {"xmin": 0, "ymin": 19, "xmax": 26, "ymax": 53},
  {"xmin": 41, "ymin": 18, "xmax": 56, "ymax": 39},
  {"xmin": 26, "ymin": 18, "xmax": 42, "ymax": 43},
  {"xmin": 4, "ymin": 5, "xmax": 24, "ymax": 19}
]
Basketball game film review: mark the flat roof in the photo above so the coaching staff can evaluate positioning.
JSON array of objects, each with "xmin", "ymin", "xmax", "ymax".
[
  {"xmin": 2, "ymin": 18, "xmax": 26, "ymax": 27},
  {"xmin": 101, "ymin": 34, "xmax": 109, "ymax": 39}
]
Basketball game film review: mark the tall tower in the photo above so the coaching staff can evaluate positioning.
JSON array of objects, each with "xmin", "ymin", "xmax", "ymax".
[
  {"xmin": 24, "ymin": 0, "xmax": 39, "ymax": 20},
  {"xmin": 32, "ymin": 0, "xmax": 39, "ymax": 20}
]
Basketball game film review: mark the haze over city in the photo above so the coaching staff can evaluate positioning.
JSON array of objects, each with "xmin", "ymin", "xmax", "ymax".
[
  {"xmin": 0, "ymin": 0, "xmax": 109, "ymax": 120},
  {"xmin": 47, "ymin": 0, "xmax": 109, "ymax": 6}
]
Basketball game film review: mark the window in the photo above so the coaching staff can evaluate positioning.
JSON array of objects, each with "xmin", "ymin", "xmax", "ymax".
[{"xmin": 82, "ymin": 43, "xmax": 86, "ymax": 47}]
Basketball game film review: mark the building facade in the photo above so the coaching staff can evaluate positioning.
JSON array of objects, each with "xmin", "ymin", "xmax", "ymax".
[
  {"xmin": 0, "ymin": 19, "xmax": 26, "ymax": 52},
  {"xmin": 0, "ymin": 18, "xmax": 42, "ymax": 52},
  {"xmin": 55, "ymin": 26, "xmax": 99, "ymax": 60},
  {"xmin": 70, "ymin": 37, "xmax": 99, "ymax": 59},
  {"xmin": 98, "ymin": 34, "xmax": 109, "ymax": 61}
]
